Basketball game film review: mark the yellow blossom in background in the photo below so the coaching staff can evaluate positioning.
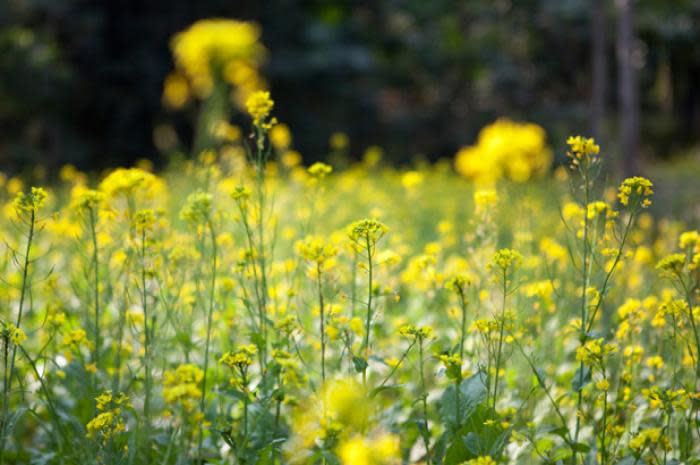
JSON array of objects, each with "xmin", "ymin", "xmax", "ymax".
[
  {"xmin": 307, "ymin": 162, "xmax": 333, "ymax": 180},
  {"xmin": 270, "ymin": 123, "xmax": 292, "ymax": 149},
  {"xmin": 246, "ymin": 90, "xmax": 275, "ymax": 128},
  {"xmin": 467, "ymin": 457, "xmax": 498, "ymax": 465},
  {"xmin": 170, "ymin": 19, "xmax": 265, "ymax": 99},
  {"xmin": 473, "ymin": 188, "xmax": 498, "ymax": 214},
  {"xmin": 162, "ymin": 72, "xmax": 190, "ymax": 109},
  {"xmin": 330, "ymin": 132, "xmax": 349, "ymax": 151},
  {"xmin": 455, "ymin": 119, "xmax": 552, "ymax": 184},
  {"xmin": 163, "ymin": 364, "xmax": 204, "ymax": 411},
  {"xmin": 3, "ymin": 323, "xmax": 27, "ymax": 346},
  {"xmin": 337, "ymin": 433, "xmax": 399, "ymax": 465}
]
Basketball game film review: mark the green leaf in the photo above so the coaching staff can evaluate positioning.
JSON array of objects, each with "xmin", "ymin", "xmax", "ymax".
[
  {"xmin": 352, "ymin": 355, "xmax": 368, "ymax": 372},
  {"xmin": 537, "ymin": 424, "xmax": 570, "ymax": 440},
  {"xmin": 439, "ymin": 373, "xmax": 487, "ymax": 431},
  {"xmin": 571, "ymin": 442, "xmax": 590, "ymax": 453},
  {"xmin": 370, "ymin": 384, "xmax": 402, "ymax": 398},
  {"xmin": 571, "ymin": 366, "xmax": 591, "ymax": 392},
  {"xmin": 443, "ymin": 402, "xmax": 509, "ymax": 465},
  {"xmin": 552, "ymin": 447, "xmax": 572, "ymax": 462}
]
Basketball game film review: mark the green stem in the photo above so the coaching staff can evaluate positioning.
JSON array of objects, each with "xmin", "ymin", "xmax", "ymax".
[
  {"xmin": 362, "ymin": 237, "xmax": 373, "ymax": 387},
  {"xmin": 140, "ymin": 228, "xmax": 152, "ymax": 458},
  {"xmin": 418, "ymin": 337, "xmax": 431, "ymax": 465},
  {"xmin": 492, "ymin": 268, "xmax": 507, "ymax": 410},
  {"xmin": 317, "ymin": 264, "xmax": 326, "ymax": 387},
  {"xmin": 89, "ymin": 208, "xmax": 101, "ymax": 380},
  {"xmin": 458, "ymin": 288, "xmax": 468, "ymax": 360},
  {"xmin": 573, "ymin": 174, "xmax": 591, "ymax": 465},
  {"xmin": 198, "ymin": 218, "xmax": 218, "ymax": 459}
]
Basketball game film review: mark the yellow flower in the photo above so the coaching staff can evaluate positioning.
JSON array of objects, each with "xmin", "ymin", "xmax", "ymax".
[
  {"xmin": 401, "ymin": 171, "xmax": 424, "ymax": 190},
  {"xmin": 455, "ymin": 119, "xmax": 551, "ymax": 183},
  {"xmin": 73, "ymin": 189, "xmax": 104, "ymax": 211},
  {"xmin": 171, "ymin": 19, "xmax": 264, "ymax": 98},
  {"xmin": 566, "ymin": 135, "xmax": 600, "ymax": 159},
  {"xmin": 488, "ymin": 248, "xmax": 522, "ymax": 274},
  {"xmin": 347, "ymin": 218, "xmax": 388, "ymax": 245},
  {"xmin": 438, "ymin": 353, "xmax": 463, "ymax": 381},
  {"xmin": 14, "ymin": 187, "xmax": 48, "ymax": 214},
  {"xmin": 162, "ymin": 72, "xmax": 190, "ymax": 108},
  {"xmin": 220, "ymin": 344, "xmax": 257, "ymax": 370},
  {"xmin": 270, "ymin": 123, "xmax": 292, "ymax": 149},
  {"xmin": 337, "ymin": 433, "xmax": 399, "ymax": 465},
  {"xmin": 576, "ymin": 338, "xmax": 617, "ymax": 366},
  {"xmin": 307, "ymin": 162, "xmax": 333, "ymax": 180},
  {"xmin": 679, "ymin": 230, "xmax": 700, "ymax": 250},
  {"xmin": 467, "ymin": 456, "xmax": 498, "ymax": 465},
  {"xmin": 618, "ymin": 176, "xmax": 653, "ymax": 208},
  {"xmin": 63, "ymin": 328, "xmax": 88, "ymax": 346},
  {"xmin": 473, "ymin": 189, "xmax": 498, "ymax": 214},
  {"xmin": 296, "ymin": 236, "xmax": 338, "ymax": 268},
  {"xmin": 180, "ymin": 191, "xmax": 213, "ymax": 223},
  {"xmin": 163, "ymin": 364, "xmax": 204, "ymax": 410},
  {"xmin": 246, "ymin": 90, "xmax": 275, "ymax": 129},
  {"xmin": 398, "ymin": 325, "xmax": 433, "ymax": 340},
  {"xmin": 133, "ymin": 209, "xmax": 157, "ymax": 233},
  {"xmin": 330, "ymin": 132, "xmax": 349, "ymax": 151},
  {"xmin": 4, "ymin": 323, "xmax": 27, "ymax": 346},
  {"xmin": 445, "ymin": 274, "xmax": 470, "ymax": 294},
  {"xmin": 656, "ymin": 253, "xmax": 686, "ymax": 276}
]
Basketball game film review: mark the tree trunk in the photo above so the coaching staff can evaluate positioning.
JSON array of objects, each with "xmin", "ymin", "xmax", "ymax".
[
  {"xmin": 616, "ymin": 0, "xmax": 639, "ymax": 176},
  {"xmin": 591, "ymin": 0, "xmax": 607, "ymax": 142}
]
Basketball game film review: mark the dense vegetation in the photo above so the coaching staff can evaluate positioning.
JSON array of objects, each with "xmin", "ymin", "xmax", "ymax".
[
  {"xmin": 1, "ymin": 90, "xmax": 700, "ymax": 464},
  {"xmin": 2, "ymin": 14, "xmax": 700, "ymax": 465}
]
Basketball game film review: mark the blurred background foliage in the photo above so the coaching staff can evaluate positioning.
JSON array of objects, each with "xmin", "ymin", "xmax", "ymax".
[{"xmin": 1, "ymin": 0, "xmax": 699, "ymax": 174}]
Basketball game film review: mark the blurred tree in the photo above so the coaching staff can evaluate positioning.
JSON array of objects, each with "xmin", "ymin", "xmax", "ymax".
[
  {"xmin": 0, "ymin": 0, "xmax": 699, "ymax": 173},
  {"xmin": 616, "ymin": 0, "xmax": 638, "ymax": 175},
  {"xmin": 590, "ymin": 0, "xmax": 607, "ymax": 142}
]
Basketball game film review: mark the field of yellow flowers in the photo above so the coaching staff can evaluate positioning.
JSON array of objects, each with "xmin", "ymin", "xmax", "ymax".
[{"xmin": 2, "ymin": 18, "xmax": 700, "ymax": 465}]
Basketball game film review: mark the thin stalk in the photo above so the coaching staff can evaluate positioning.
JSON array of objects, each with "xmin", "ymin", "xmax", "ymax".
[
  {"xmin": 89, "ymin": 208, "xmax": 101, "ymax": 378},
  {"xmin": 377, "ymin": 340, "xmax": 416, "ymax": 389},
  {"xmin": 418, "ymin": 337, "xmax": 431, "ymax": 465},
  {"xmin": 317, "ymin": 263, "xmax": 326, "ymax": 387},
  {"xmin": 0, "ymin": 336, "xmax": 9, "ymax": 465},
  {"xmin": 573, "ymin": 174, "xmax": 591, "ymax": 465},
  {"xmin": 140, "ymin": 228, "xmax": 152, "ymax": 458},
  {"xmin": 362, "ymin": 237, "xmax": 374, "ymax": 387},
  {"xmin": 458, "ymin": 288, "xmax": 468, "ymax": 360},
  {"xmin": 198, "ymin": 218, "xmax": 218, "ymax": 459},
  {"xmin": 601, "ymin": 369, "xmax": 608, "ymax": 465},
  {"xmin": 492, "ymin": 268, "xmax": 508, "ymax": 410}
]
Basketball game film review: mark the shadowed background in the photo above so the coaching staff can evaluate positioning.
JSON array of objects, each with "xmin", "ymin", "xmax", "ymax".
[{"xmin": 1, "ymin": 0, "xmax": 699, "ymax": 174}]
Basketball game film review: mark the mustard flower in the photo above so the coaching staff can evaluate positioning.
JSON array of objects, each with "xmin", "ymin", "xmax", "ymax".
[
  {"xmin": 618, "ymin": 176, "xmax": 653, "ymax": 208},
  {"xmin": 467, "ymin": 457, "xmax": 498, "ymax": 465},
  {"xmin": 656, "ymin": 253, "xmax": 686, "ymax": 277},
  {"xmin": 307, "ymin": 162, "xmax": 333, "ymax": 180},
  {"xmin": 246, "ymin": 90, "xmax": 276, "ymax": 130},
  {"xmin": 566, "ymin": 135, "xmax": 600, "ymax": 160},
  {"xmin": 180, "ymin": 191, "xmax": 213, "ymax": 223},
  {"xmin": 14, "ymin": 187, "xmax": 47, "ymax": 214},
  {"xmin": 347, "ymin": 218, "xmax": 388, "ymax": 245},
  {"xmin": 2, "ymin": 323, "xmax": 27, "ymax": 346}
]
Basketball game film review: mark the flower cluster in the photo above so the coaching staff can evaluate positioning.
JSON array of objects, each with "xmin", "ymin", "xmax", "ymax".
[
  {"xmin": 618, "ymin": 176, "xmax": 654, "ymax": 208},
  {"xmin": 455, "ymin": 119, "xmax": 552, "ymax": 184}
]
